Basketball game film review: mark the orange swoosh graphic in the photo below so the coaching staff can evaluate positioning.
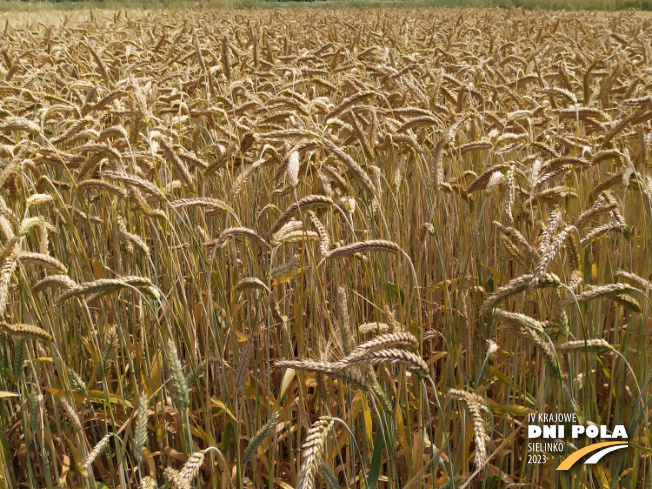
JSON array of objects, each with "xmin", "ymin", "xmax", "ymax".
[{"xmin": 557, "ymin": 441, "xmax": 628, "ymax": 470}]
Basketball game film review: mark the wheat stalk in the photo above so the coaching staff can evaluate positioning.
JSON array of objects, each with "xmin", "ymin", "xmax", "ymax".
[
  {"xmin": 307, "ymin": 211, "xmax": 331, "ymax": 256},
  {"xmin": 0, "ymin": 322, "xmax": 53, "ymax": 342},
  {"xmin": 336, "ymin": 332, "xmax": 419, "ymax": 364},
  {"xmin": 0, "ymin": 246, "xmax": 18, "ymax": 316},
  {"xmin": 479, "ymin": 272, "xmax": 561, "ymax": 316},
  {"xmin": 500, "ymin": 324, "xmax": 560, "ymax": 378},
  {"xmin": 139, "ymin": 476, "xmax": 157, "ymax": 489},
  {"xmin": 163, "ymin": 467, "xmax": 191, "ymax": 489},
  {"xmin": 269, "ymin": 195, "xmax": 333, "ymax": 236},
  {"xmin": 165, "ymin": 339, "xmax": 190, "ymax": 411},
  {"xmin": 243, "ymin": 410, "xmax": 281, "ymax": 466},
  {"xmin": 80, "ymin": 433, "xmax": 114, "ymax": 474},
  {"xmin": 18, "ymin": 252, "xmax": 67, "ymax": 273},
  {"xmin": 336, "ymin": 286, "xmax": 353, "ymax": 356},
  {"xmin": 555, "ymin": 339, "xmax": 613, "ymax": 353},
  {"xmin": 321, "ymin": 138, "xmax": 376, "ymax": 194},
  {"xmin": 296, "ymin": 417, "xmax": 335, "ymax": 489},
  {"xmin": 326, "ymin": 240, "xmax": 402, "ymax": 260},
  {"xmin": 56, "ymin": 276, "xmax": 158, "ymax": 304},
  {"xmin": 562, "ymin": 283, "xmax": 630, "ymax": 306},
  {"xmin": 134, "ymin": 391, "xmax": 148, "ymax": 463},
  {"xmin": 275, "ymin": 359, "xmax": 369, "ymax": 392},
  {"xmin": 234, "ymin": 337, "xmax": 255, "ymax": 389},
  {"xmin": 448, "ymin": 389, "xmax": 490, "ymax": 470},
  {"xmin": 100, "ymin": 171, "xmax": 166, "ymax": 200},
  {"xmin": 494, "ymin": 309, "xmax": 545, "ymax": 334},
  {"xmin": 530, "ymin": 225, "xmax": 578, "ymax": 291},
  {"xmin": 336, "ymin": 349, "xmax": 429, "ymax": 378},
  {"xmin": 616, "ymin": 270, "xmax": 651, "ymax": 291},
  {"xmin": 206, "ymin": 226, "xmax": 271, "ymax": 251}
]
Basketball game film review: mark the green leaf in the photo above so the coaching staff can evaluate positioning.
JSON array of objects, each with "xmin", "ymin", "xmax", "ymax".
[
  {"xmin": 488, "ymin": 366, "xmax": 536, "ymax": 406},
  {"xmin": 486, "ymin": 275, "xmax": 495, "ymax": 293},
  {"xmin": 42, "ymin": 387, "xmax": 132, "ymax": 408},
  {"xmin": 222, "ymin": 421, "xmax": 234, "ymax": 455},
  {"xmin": 387, "ymin": 283, "xmax": 405, "ymax": 304},
  {"xmin": 367, "ymin": 429, "xmax": 384, "ymax": 489},
  {"xmin": 211, "ymin": 398, "xmax": 237, "ymax": 422},
  {"xmin": 629, "ymin": 442, "xmax": 652, "ymax": 456}
]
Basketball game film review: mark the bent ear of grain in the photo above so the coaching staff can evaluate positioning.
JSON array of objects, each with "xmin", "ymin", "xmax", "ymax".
[
  {"xmin": 0, "ymin": 322, "xmax": 53, "ymax": 342},
  {"xmin": 335, "ymin": 348, "xmax": 430, "ymax": 378},
  {"xmin": 321, "ymin": 138, "xmax": 376, "ymax": 194},
  {"xmin": 337, "ymin": 332, "xmax": 419, "ymax": 361},
  {"xmin": 326, "ymin": 240, "xmax": 403, "ymax": 260},
  {"xmin": 479, "ymin": 272, "xmax": 561, "ymax": 316},
  {"xmin": 275, "ymin": 359, "xmax": 370, "ymax": 392},
  {"xmin": 269, "ymin": 195, "xmax": 333, "ymax": 237},
  {"xmin": 163, "ymin": 467, "xmax": 191, "ymax": 489},
  {"xmin": 56, "ymin": 276, "xmax": 158, "ymax": 304},
  {"xmin": 208, "ymin": 226, "xmax": 271, "ymax": 251},
  {"xmin": 447, "ymin": 389, "xmax": 490, "ymax": 470}
]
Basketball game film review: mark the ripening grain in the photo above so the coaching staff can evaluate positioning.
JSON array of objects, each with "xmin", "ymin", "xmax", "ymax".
[{"xmin": 0, "ymin": 7, "xmax": 650, "ymax": 489}]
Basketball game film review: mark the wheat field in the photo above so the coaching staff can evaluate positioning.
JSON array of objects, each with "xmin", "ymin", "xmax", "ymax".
[{"xmin": 0, "ymin": 6, "xmax": 651, "ymax": 489}]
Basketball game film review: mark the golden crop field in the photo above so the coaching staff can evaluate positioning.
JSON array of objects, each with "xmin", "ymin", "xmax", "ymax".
[{"xmin": 0, "ymin": 6, "xmax": 651, "ymax": 489}]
